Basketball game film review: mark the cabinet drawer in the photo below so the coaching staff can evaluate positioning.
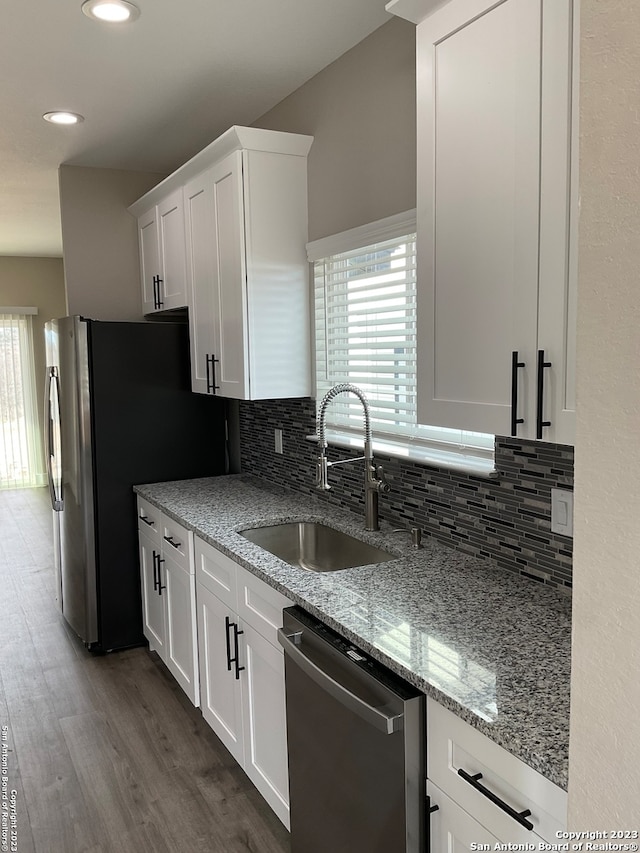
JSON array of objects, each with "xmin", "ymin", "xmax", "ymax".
[
  {"xmin": 427, "ymin": 698, "xmax": 566, "ymax": 844},
  {"xmin": 160, "ymin": 515, "xmax": 193, "ymax": 573},
  {"xmin": 137, "ymin": 497, "xmax": 162, "ymax": 543},
  {"xmin": 427, "ymin": 780, "xmax": 500, "ymax": 852},
  {"xmin": 195, "ymin": 536, "xmax": 238, "ymax": 608},
  {"xmin": 236, "ymin": 563, "xmax": 292, "ymax": 647}
]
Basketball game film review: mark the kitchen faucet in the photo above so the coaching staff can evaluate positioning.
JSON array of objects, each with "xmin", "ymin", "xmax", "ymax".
[{"xmin": 315, "ymin": 383, "xmax": 390, "ymax": 531}]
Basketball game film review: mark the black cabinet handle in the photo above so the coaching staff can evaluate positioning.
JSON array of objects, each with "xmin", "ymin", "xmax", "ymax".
[
  {"xmin": 427, "ymin": 794, "xmax": 439, "ymax": 815},
  {"xmin": 163, "ymin": 535, "xmax": 181, "ymax": 550},
  {"xmin": 140, "ymin": 515, "xmax": 155, "ymax": 527},
  {"xmin": 225, "ymin": 616, "xmax": 233, "ymax": 671},
  {"xmin": 457, "ymin": 768, "xmax": 534, "ymax": 830},
  {"xmin": 232, "ymin": 623, "xmax": 245, "ymax": 680},
  {"xmin": 536, "ymin": 349, "xmax": 552, "ymax": 439},
  {"xmin": 206, "ymin": 354, "xmax": 220, "ymax": 394},
  {"xmin": 152, "ymin": 551, "xmax": 159, "ymax": 591},
  {"xmin": 225, "ymin": 617, "xmax": 245, "ymax": 679},
  {"xmin": 153, "ymin": 274, "xmax": 164, "ymax": 309},
  {"xmin": 510, "ymin": 351, "xmax": 525, "ymax": 436},
  {"xmin": 156, "ymin": 555, "xmax": 165, "ymax": 595}
]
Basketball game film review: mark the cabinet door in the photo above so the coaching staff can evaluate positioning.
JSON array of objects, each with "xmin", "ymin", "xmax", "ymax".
[
  {"xmin": 428, "ymin": 781, "xmax": 499, "ymax": 853},
  {"xmin": 163, "ymin": 554, "xmax": 199, "ymax": 706},
  {"xmin": 184, "ymin": 153, "xmax": 248, "ymax": 398},
  {"xmin": 138, "ymin": 208, "xmax": 161, "ymax": 315},
  {"xmin": 139, "ymin": 530, "xmax": 165, "ymax": 656},
  {"xmin": 209, "ymin": 151, "xmax": 249, "ymax": 399},
  {"xmin": 416, "ymin": 0, "xmax": 541, "ymax": 435},
  {"xmin": 184, "ymin": 171, "xmax": 219, "ymax": 394},
  {"xmin": 196, "ymin": 582, "xmax": 244, "ymax": 765},
  {"xmin": 535, "ymin": 0, "xmax": 577, "ymax": 445},
  {"xmin": 157, "ymin": 189, "xmax": 187, "ymax": 311},
  {"xmin": 240, "ymin": 623, "xmax": 290, "ymax": 828}
]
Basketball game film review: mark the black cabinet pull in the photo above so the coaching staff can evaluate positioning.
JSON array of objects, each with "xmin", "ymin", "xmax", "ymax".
[
  {"xmin": 156, "ymin": 555, "xmax": 165, "ymax": 594},
  {"xmin": 163, "ymin": 535, "xmax": 181, "ymax": 550},
  {"xmin": 206, "ymin": 354, "xmax": 220, "ymax": 394},
  {"xmin": 536, "ymin": 349, "xmax": 552, "ymax": 439},
  {"xmin": 152, "ymin": 274, "xmax": 164, "ymax": 309},
  {"xmin": 225, "ymin": 617, "xmax": 245, "ymax": 679},
  {"xmin": 510, "ymin": 351, "xmax": 525, "ymax": 436},
  {"xmin": 152, "ymin": 551, "xmax": 159, "ymax": 591},
  {"xmin": 427, "ymin": 794, "xmax": 439, "ymax": 815},
  {"xmin": 225, "ymin": 616, "xmax": 233, "ymax": 672},
  {"xmin": 232, "ymin": 623, "xmax": 245, "ymax": 680},
  {"xmin": 140, "ymin": 514, "xmax": 154, "ymax": 527},
  {"xmin": 457, "ymin": 768, "xmax": 534, "ymax": 830}
]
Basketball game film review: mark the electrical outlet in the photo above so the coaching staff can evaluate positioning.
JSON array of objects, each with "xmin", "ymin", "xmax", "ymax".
[
  {"xmin": 274, "ymin": 428, "xmax": 283, "ymax": 454},
  {"xmin": 551, "ymin": 488, "xmax": 573, "ymax": 537}
]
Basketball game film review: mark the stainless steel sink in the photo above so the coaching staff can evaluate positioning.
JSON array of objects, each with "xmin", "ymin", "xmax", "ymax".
[{"xmin": 239, "ymin": 521, "xmax": 394, "ymax": 572}]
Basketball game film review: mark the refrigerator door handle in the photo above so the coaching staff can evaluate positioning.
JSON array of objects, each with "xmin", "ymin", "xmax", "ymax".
[{"xmin": 45, "ymin": 367, "xmax": 63, "ymax": 511}]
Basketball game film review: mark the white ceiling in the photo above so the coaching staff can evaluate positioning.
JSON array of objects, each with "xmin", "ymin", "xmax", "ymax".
[{"xmin": 2, "ymin": 0, "xmax": 391, "ymax": 258}]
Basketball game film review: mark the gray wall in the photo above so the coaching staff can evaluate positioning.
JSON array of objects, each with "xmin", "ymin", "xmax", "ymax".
[
  {"xmin": 59, "ymin": 165, "xmax": 164, "ymax": 321},
  {"xmin": 568, "ymin": 0, "xmax": 640, "ymax": 826},
  {"xmin": 254, "ymin": 18, "xmax": 416, "ymax": 242}
]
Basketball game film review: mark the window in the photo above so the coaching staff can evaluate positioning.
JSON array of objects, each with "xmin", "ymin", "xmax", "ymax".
[
  {"xmin": 308, "ymin": 212, "xmax": 494, "ymax": 474},
  {"xmin": 0, "ymin": 309, "xmax": 43, "ymax": 489}
]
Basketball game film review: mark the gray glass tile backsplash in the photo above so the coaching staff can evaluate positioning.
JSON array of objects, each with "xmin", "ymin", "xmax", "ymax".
[{"xmin": 238, "ymin": 398, "xmax": 574, "ymax": 591}]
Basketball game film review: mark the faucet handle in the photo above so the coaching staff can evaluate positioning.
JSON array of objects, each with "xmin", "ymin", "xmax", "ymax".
[{"xmin": 374, "ymin": 463, "xmax": 391, "ymax": 493}]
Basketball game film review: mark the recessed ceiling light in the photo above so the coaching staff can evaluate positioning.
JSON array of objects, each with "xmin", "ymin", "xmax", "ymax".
[
  {"xmin": 43, "ymin": 111, "xmax": 85, "ymax": 125},
  {"xmin": 81, "ymin": 0, "xmax": 140, "ymax": 23}
]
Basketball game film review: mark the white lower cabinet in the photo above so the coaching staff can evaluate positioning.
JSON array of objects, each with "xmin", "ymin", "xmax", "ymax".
[
  {"xmin": 139, "ymin": 528, "xmax": 166, "ymax": 657},
  {"xmin": 163, "ymin": 553, "xmax": 199, "ymax": 704},
  {"xmin": 427, "ymin": 698, "xmax": 567, "ymax": 847},
  {"xmin": 428, "ymin": 780, "xmax": 500, "ymax": 853},
  {"xmin": 137, "ymin": 498, "xmax": 199, "ymax": 707},
  {"xmin": 197, "ymin": 581, "xmax": 245, "ymax": 763},
  {"xmin": 195, "ymin": 535, "xmax": 292, "ymax": 828},
  {"xmin": 240, "ymin": 621, "xmax": 289, "ymax": 815}
]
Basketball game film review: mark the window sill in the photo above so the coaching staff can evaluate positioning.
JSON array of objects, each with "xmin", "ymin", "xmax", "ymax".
[{"xmin": 306, "ymin": 431, "xmax": 498, "ymax": 479}]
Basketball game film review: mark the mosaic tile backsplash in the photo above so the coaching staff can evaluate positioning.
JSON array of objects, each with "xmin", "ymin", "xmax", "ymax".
[{"xmin": 238, "ymin": 397, "xmax": 574, "ymax": 591}]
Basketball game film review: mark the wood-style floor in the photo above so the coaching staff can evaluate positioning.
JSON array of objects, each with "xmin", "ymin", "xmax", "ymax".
[{"xmin": 0, "ymin": 488, "xmax": 291, "ymax": 853}]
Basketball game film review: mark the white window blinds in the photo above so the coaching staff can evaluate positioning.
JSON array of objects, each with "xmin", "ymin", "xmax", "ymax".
[
  {"xmin": 310, "ymin": 213, "xmax": 494, "ymax": 472},
  {"xmin": 0, "ymin": 309, "xmax": 43, "ymax": 489}
]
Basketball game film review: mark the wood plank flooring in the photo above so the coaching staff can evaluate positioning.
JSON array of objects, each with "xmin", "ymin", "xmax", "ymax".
[{"xmin": 0, "ymin": 488, "xmax": 291, "ymax": 853}]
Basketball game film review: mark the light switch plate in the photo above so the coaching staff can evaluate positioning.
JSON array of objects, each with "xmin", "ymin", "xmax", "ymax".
[{"xmin": 551, "ymin": 488, "xmax": 573, "ymax": 537}]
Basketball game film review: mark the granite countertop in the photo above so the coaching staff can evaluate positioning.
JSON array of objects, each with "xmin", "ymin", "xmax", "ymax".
[{"xmin": 134, "ymin": 473, "xmax": 571, "ymax": 790}]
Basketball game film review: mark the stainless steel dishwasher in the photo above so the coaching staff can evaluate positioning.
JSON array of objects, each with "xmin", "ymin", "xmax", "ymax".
[{"xmin": 278, "ymin": 606, "xmax": 425, "ymax": 853}]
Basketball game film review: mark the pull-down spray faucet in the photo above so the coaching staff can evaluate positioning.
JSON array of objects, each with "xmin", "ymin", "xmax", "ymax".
[{"xmin": 315, "ymin": 383, "xmax": 390, "ymax": 531}]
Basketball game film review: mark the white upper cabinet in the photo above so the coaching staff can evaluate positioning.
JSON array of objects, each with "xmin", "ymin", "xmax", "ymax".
[
  {"xmin": 388, "ymin": 0, "xmax": 577, "ymax": 444},
  {"xmin": 131, "ymin": 126, "xmax": 313, "ymax": 400},
  {"xmin": 136, "ymin": 188, "xmax": 188, "ymax": 315}
]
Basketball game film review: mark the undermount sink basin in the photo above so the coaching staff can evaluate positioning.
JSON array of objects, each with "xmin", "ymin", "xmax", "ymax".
[{"xmin": 239, "ymin": 521, "xmax": 394, "ymax": 573}]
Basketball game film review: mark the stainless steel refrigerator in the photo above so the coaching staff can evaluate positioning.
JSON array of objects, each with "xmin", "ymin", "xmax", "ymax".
[{"xmin": 44, "ymin": 316, "xmax": 229, "ymax": 652}]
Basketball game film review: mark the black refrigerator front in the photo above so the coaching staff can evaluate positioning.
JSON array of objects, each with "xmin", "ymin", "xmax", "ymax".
[{"xmin": 44, "ymin": 315, "xmax": 229, "ymax": 652}]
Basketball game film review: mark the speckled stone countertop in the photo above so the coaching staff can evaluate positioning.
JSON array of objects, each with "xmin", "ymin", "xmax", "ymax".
[{"xmin": 134, "ymin": 474, "xmax": 571, "ymax": 790}]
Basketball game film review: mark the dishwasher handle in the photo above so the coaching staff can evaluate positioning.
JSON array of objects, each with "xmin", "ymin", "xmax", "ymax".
[{"xmin": 278, "ymin": 628, "xmax": 404, "ymax": 735}]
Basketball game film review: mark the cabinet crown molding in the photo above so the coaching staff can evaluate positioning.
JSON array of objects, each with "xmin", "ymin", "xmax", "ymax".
[
  {"xmin": 386, "ymin": 0, "xmax": 452, "ymax": 24},
  {"xmin": 128, "ymin": 125, "xmax": 314, "ymax": 217}
]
